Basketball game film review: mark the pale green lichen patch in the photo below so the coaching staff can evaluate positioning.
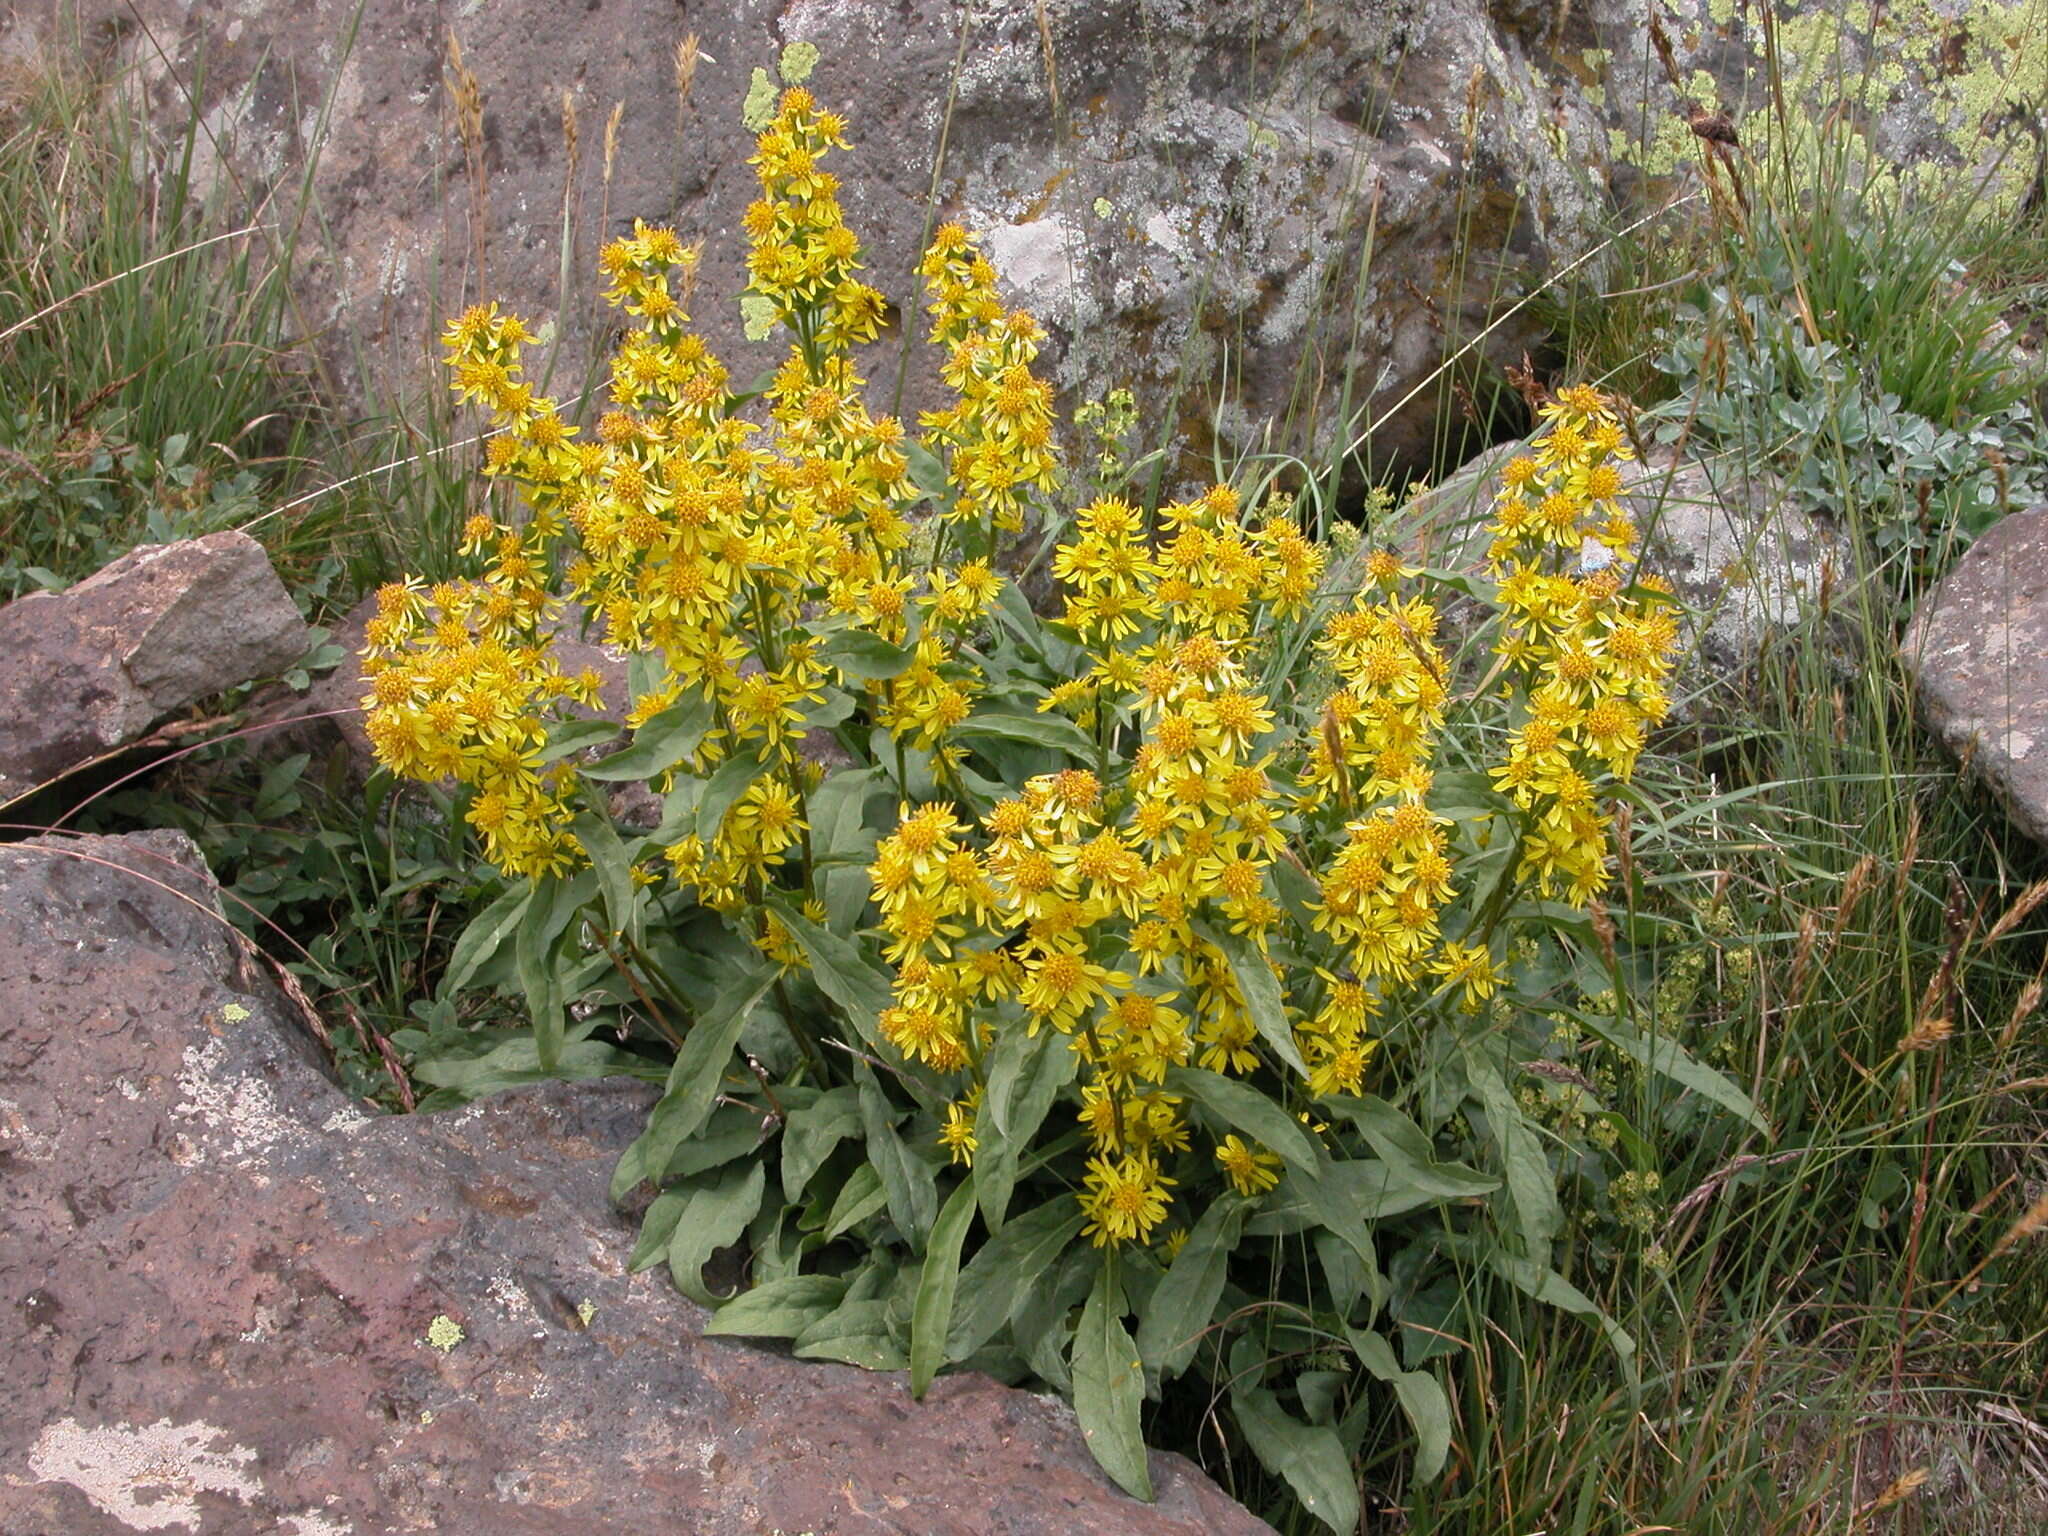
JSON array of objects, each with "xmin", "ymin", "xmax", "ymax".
[
  {"xmin": 778, "ymin": 42, "xmax": 820, "ymax": 85},
  {"xmin": 424, "ymin": 1314, "xmax": 465, "ymax": 1353},
  {"xmin": 220, "ymin": 1002, "xmax": 250, "ymax": 1024}
]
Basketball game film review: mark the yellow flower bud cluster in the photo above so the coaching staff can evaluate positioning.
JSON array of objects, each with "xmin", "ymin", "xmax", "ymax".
[{"xmin": 1485, "ymin": 385, "xmax": 1680, "ymax": 904}]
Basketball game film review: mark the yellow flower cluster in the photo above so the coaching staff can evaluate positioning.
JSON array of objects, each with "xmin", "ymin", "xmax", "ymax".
[
  {"xmin": 874, "ymin": 485, "xmax": 1335, "ymax": 1246},
  {"xmin": 743, "ymin": 88, "xmax": 886, "ymax": 346},
  {"xmin": 916, "ymin": 222, "xmax": 1059, "ymax": 538},
  {"xmin": 360, "ymin": 572, "xmax": 599, "ymax": 878},
  {"xmin": 1485, "ymin": 385, "xmax": 1679, "ymax": 903},
  {"xmin": 363, "ymin": 85, "xmax": 1055, "ymax": 891}
]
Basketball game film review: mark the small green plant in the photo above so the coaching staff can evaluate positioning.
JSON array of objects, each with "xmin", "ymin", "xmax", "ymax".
[{"xmin": 350, "ymin": 71, "xmax": 1765, "ymax": 1524}]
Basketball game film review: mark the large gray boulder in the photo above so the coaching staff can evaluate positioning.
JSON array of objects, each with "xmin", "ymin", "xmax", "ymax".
[
  {"xmin": 1904, "ymin": 506, "xmax": 2048, "ymax": 846},
  {"xmin": 0, "ymin": 828, "xmax": 1269, "ymax": 1535},
  {"xmin": 0, "ymin": 531, "xmax": 310, "ymax": 803},
  {"xmin": 3, "ymin": 0, "xmax": 1612, "ymax": 479}
]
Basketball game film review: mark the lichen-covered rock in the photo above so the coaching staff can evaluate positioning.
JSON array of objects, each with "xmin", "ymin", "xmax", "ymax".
[
  {"xmin": 0, "ymin": 829, "xmax": 1270, "ymax": 1536},
  {"xmin": 3, "ymin": 0, "xmax": 1611, "ymax": 479},
  {"xmin": 1903, "ymin": 506, "xmax": 2048, "ymax": 845},
  {"xmin": 0, "ymin": 531, "xmax": 310, "ymax": 802}
]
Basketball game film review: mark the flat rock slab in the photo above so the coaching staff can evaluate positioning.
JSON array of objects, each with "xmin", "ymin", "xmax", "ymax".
[
  {"xmin": 1904, "ymin": 506, "xmax": 2048, "ymax": 845},
  {"xmin": 0, "ymin": 830, "xmax": 1269, "ymax": 1536},
  {"xmin": 0, "ymin": 532, "xmax": 309, "ymax": 803}
]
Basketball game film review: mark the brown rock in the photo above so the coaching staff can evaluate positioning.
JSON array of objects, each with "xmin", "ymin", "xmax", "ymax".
[
  {"xmin": 0, "ymin": 829, "xmax": 1271, "ymax": 1536},
  {"xmin": 0, "ymin": 531, "xmax": 310, "ymax": 802},
  {"xmin": 1903, "ymin": 506, "xmax": 2048, "ymax": 845}
]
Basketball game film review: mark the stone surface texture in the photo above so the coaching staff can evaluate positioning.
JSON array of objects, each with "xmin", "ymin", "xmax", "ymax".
[
  {"xmin": 4, "ymin": 0, "xmax": 1613, "ymax": 478},
  {"xmin": 0, "ymin": 531, "xmax": 310, "ymax": 803},
  {"xmin": 0, "ymin": 829, "xmax": 1270, "ymax": 1536},
  {"xmin": 1903, "ymin": 506, "xmax": 2048, "ymax": 845}
]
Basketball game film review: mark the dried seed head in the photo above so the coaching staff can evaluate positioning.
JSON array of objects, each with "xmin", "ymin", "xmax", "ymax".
[
  {"xmin": 1896, "ymin": 1015, "xmax": 1953, "ymax": 1054},
  {"xmin": 1999, "ymin": 972, "xmax": 2045, "ymax": 1052},
  {"xmin": 1983, "ymin": 877, "xmax": 2048, "ymax": 948},
  {"xmin": 603, "ymin": 100, "xmax": 624, "ymax": 185},
  {"xmin": 1863, "ymin": 1467, "xmax": 1929, "ymax": 1517},
  {"xmin": 674, "ymin": 33, "xmax": 701, "ymax": 122}
]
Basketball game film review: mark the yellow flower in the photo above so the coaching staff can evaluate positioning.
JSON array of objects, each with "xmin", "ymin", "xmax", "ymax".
[
  {"xmin": 1079, "ymin": 1152, "xmax": 1176, "ymax": 1247},
  {"xmin": 1214, "ymin": 1134, "xmax": 1282, "ymax": 1196}
]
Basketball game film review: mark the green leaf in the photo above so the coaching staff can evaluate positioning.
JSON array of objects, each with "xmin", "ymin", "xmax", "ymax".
[
  {"xmin": 767, "ymin": 898, "xmax": 895, "ymax": 1040},
  {"xmin": 951, "ymin": 709, "xmax": 1095, "ymax": 757},
  {"xmin": 514, "ymin": 873, "xmax": 581, "ymax": 1073},
  {"xmin": 1012, "ymin": 1246, "xmax": 1091, "ymax": 1392},
  {"xmin": 412, "ymin": 1036, "xmax": 656, "ymax": 1097},
  {"xmin": 781, "ymin": 1085, "xmax": 862, "ymax": 1202},
  {"xmin": 629, "ymin": 1188, "xmax": 689, "ymax": 1273},
  {"xmin": 438, "ymin": 878, "xmax": 531, "ymax": 1001},
  {"xmin": 581, "ymin": 695, "xmax": 713, "ymax": 781},
  {"xmin": 573, "ymin": 809, "xmax": 640, "ymax": 949},
  {"xmin": 948, "ymin": 1197, "xmax": 1086, "ymax": 1359},
  {"xmin": 806, "ymin": 766, "xmax": 878, "ymax": 934},
  {"xmin": 1468, "ymin": 1053, "xmax": 1563, "ymax": 1254},
  {"xmin": 1230, "ymin": 1383, "xmax": 1360, "ymax": 1534},
  {"xmin": 667, "ymin": 1163, "xmax": 765, "ymax": 1304},
  {"xmin": 793, "ymin": 1298, "xmax": 907, "ymax": 1369},
  {"xmin": 860, "ymin": 1074, "xmax": 937, "ymax": 1243},
  {"xmin": 1570, "ymin": 1012, "xmax": 1769, "ymax": 1132},
  {"xmin": 1194, "ymin": 921, "xmax": 1309, "ymax": 1076},
  {"xmin": 906, "ymin": 440, "xmax": 948, "ymax": 500},
  {"xmin": 910, "ymin": 1175, "xmax": 978, "ymax": 1398},
  {"xmin": 696, "ymin": 752, "xmax": 770, "ymax": 843},
  {"xmin": 1318, "ymin": 1095, "xmax": 1499, "ymax": 1198},
  {"xmin": 535, "ymin": 716, "xmax": 622, "ymax": 764},
  {"xmin": 816, "ymin": 627, "xmax": 914, "ymax": 681},
  {"xmin": 1137, "ymin": 1195, "xmax": 1244, "ymax": 1380},
  {"xmin": 705, "ymin": 1275, "xmax": 848, "ymax": 1340},
  {"xmin": 1346, "ymin": 1326, "xmax": 1452, "ymax": 1481},
  {"xmin": 1073, "ymin": 1262, "xmax": 1152, "ymax": 1501},
  {"xmin": 1167, "ymin": 1065, "xmax": 1319, "ymax": 1173},
  {"xmin": 822, "ymin": 1163, "xmax": 890, "ymax": 1240},
  {"xmin": 976, "ymin": 1025, "xmax": 1076, "ymax": 1229},
  {"xmin": 610, "ymin": 967, "xmax": 777, "ymax": 1201},
  {"xmin": 1487, "ymin": 1252, "xmax": 1637, "ymax": 1367}
]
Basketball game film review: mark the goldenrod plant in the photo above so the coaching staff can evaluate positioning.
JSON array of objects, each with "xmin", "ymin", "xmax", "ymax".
[{"xmin": 363, "ymin": 72, "xmax": 1719, "ymax": 1523}]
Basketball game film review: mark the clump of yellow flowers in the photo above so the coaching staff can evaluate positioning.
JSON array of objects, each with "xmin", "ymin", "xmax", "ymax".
[
  {"xmin": 364, "ymin": 68, "xmax": 1675, "ymax": 1300},
  {"xmin": 1485, "ymin": 385, "xmax": 1680, "ymax": 904}
]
